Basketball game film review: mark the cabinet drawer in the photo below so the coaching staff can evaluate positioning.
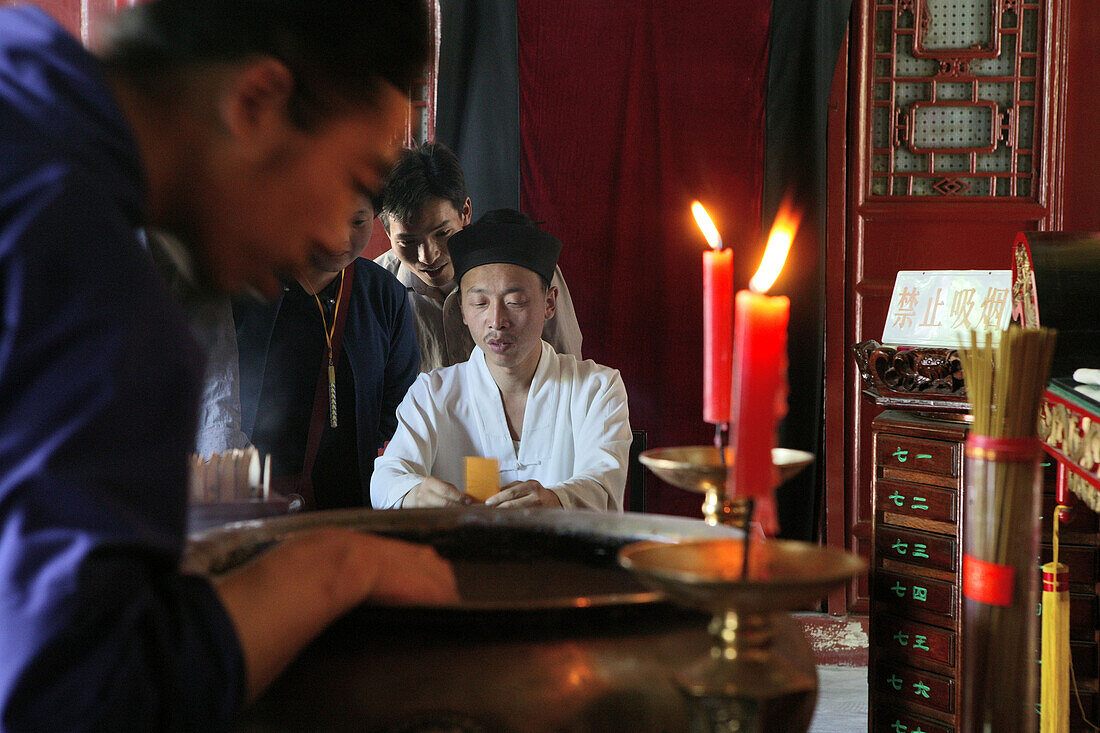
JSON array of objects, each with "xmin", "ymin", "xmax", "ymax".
[
  {"xmin": 1036, "ymin": 642, "xmax": 1099, "ymax": 680},
  {"xmin": 877, "ymin": 479, "xmax": 957, "ymax": 525},
  {"xmin": 1035, "ymin": 685, "xmax": 1097, "ymax": 730},
  {"xmin": 872, "ymin": 660, "xmax": 955, "ymax": 714},
  {"xmin": 876, "ymin": 434, "xmax": 959, "ymax": 478},
  {"xmin": 877, "ymin": 526, "xmax": 956, "ymax": 573},
  {"xmin": 1070, "ymin": 592, "xmax": 1098, "ymax": 640},
  {"xmin": 875, "ymin": 614, "xmax": 955, "ymax": 669},
  {"xmin": 873, "ymin": 702, "xmax": 954, "ymax": 733},
  {"xmin": 1074, "ymin": 641, "xmax": 1097, "ymax": 678},
  {"xmin": 1041, "ymin": 492, "xmax": 1100, "ymax": 534},
  {"xmin": 874, "ymin": 570, "xmax": 956, "ymax": 622},
  {"xmin": 1040, "ymin": 544, "xmax": 1098, "ymax": 585}
]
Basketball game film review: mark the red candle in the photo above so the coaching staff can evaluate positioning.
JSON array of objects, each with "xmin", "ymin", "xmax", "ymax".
[
  {"xmin": 694, "ymin": 202, "xmax": 733, "ymax": 425},
  {"xmin": 729, "ymin": 290, "xmax": 789, "ymax": 498},
  {"xmin": 728, "ymin": 218, "xmax": 794, "ymax": 505}
]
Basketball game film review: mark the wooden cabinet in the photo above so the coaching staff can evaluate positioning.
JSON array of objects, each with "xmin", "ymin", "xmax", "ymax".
[
  {"xmin": 870, "ymin": 411, "xmax": 966, "ymax": 731},
  {"xmin": 869, "ymin": 410, "xmax": 1100, "ymax": 731}
]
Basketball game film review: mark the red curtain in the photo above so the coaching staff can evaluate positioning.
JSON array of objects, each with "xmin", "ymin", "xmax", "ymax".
[{"xmin": 518, "ymin": 2, "xmax": 773, "ymax": 515}]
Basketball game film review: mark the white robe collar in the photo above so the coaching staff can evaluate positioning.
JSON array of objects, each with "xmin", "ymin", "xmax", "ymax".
[{"xmin": 467, "ymin": 342, "xmax": 557, "ymax": 470}]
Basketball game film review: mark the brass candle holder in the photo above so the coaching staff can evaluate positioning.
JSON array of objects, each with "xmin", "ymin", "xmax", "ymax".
[
  {"xmin": 628, "ymin": 445, "xmax": 864, "ymax": 731},
  {"xmin": 619, "ymin": 537, "xmax": 865, "ymax": 732},
  {"xmin": 638, "ymin": 446, "xmax": 813, "ymax": 526}
]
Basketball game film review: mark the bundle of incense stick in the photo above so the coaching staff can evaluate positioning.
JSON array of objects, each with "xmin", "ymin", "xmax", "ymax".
[{"xmin": 957, "ymin": 326, "xmax": 1057, "ymax": 733}]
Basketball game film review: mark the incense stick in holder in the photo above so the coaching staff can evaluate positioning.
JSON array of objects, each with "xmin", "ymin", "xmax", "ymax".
[{"xmin": 957, "ymin": 328, "xmax": 1056, "ymax": 733}]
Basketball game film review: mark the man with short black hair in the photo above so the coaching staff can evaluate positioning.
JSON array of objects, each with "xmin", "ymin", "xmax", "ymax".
[
  {"xmin": 375, "ymin": 143, "xmax": 583, "ymax": 371},
  {"xmin": 371, "ymin": 210, "xmax": 631, "ymax": 511},
  {"xmin": 0, "ymin": 2, "xmax": 454, "ymax": 728}
]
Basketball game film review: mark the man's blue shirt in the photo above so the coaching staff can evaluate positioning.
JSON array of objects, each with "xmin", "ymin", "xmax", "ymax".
[{"xmin": 0, "ymin": 6, "xmax": 244, "ymax": 729}]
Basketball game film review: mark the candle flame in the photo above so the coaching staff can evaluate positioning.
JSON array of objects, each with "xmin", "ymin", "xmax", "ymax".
[
  {"xmin": 749, "ymin": 205, "xmax": 800, "ymax": 293},
  {"xmin": 691, "ymin": 201, "xmax": 722, "ymax": 250}
]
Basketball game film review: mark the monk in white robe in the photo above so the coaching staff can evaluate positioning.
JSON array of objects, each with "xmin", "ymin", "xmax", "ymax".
[{"xmin": 371, "ymin": 210, "xmax": 630, "ymax": 510}]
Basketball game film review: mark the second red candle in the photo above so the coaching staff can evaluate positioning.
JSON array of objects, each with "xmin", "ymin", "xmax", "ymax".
[{"xmin": 703, "ymin": 248, "xmax": 733, "ymax": 424}]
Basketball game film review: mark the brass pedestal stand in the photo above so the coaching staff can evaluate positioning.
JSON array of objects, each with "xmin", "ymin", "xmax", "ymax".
[
  {"xmin": 620, "ymin": 538, "xmax": 865, "ymax": 732},
  {"xmin": 626, "ymin": 447, "xmax": 865, "ymax": 732}
]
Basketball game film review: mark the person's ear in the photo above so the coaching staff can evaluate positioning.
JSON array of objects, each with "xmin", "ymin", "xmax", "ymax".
[
  {"xmin": 544, "ymin": 284, "xmax": 558, "ymax": 321},
  {"xmin": 219, "ymin": 57, "xmax": 295, "ymax": 154},
  {"xmin": 460, "ymin": 198, "xmax": 473, "ymax": 226}
]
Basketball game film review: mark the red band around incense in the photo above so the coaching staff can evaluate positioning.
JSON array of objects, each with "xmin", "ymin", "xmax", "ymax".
[
  {"xmin": 963, "ymin": 554, "xmax": 1015, "ymax": 606},
  {"xmin": 964, "ymin": 434, "xmax": 1040, "ymax": 462}
]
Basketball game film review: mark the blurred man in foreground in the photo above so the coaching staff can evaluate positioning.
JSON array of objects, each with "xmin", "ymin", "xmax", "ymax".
[{"xmin": 0, "ymin": 1, "xmax": 454, "ymax": 728}]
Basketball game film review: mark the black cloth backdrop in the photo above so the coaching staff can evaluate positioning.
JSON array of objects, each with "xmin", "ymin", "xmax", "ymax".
[
  {"xmin": 437, "ymin": 1, "xmax": 851, "ymax": 537},
  {"xmin": 435, "ymin": 0, "xmax": 521, "ymax": 217},
  {"xmin": 765, "ymin": 1, "xmax": 854, "ymax": 540}
]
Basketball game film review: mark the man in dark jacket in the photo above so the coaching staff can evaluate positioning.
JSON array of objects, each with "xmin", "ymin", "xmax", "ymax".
[{"xmin": 235, "ymin": 195, "xmax": 420, "ymax": 509}]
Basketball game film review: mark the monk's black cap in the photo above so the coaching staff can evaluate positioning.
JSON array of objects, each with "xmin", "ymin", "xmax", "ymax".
[{"xmin": 449, "ymin": 209, "xmax": 561, "ymax": 286}]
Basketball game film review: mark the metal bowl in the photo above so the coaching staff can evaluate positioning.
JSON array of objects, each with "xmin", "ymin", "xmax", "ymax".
[
  {"xmin": 185, "ymin": 506, "xmax": 744, "ymax": 612},
  {"xmin": 638, "ymin": 446, "xmax": 814, "ymax": 494},
  {"xmin": 192, "ymin": 508, "xmax": 820, "ymax": 732}
]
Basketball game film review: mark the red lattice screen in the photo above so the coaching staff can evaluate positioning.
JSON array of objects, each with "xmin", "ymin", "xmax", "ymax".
[{"xmin": 869, "ymin": 0, "xmax": 1044, "ymax": 198}]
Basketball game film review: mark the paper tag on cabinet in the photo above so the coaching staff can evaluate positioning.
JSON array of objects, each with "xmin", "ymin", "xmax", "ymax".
[{"xmin": 881, "ymin": 270, "xmax": 1012, "ymax": 347}]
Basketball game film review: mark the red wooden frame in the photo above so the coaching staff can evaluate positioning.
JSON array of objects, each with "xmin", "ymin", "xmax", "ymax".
[
  {"xmin": 908, "ymin": 100, "xmax": 1000, "ymax": 154},
  {"xmin": 912, "ymin": 0, "xmax": 1002, "ymax": 59},
  {"xmin": 403, "ymin": 0, "xmax": 441, "ymax": 147},
  {"xmin": 870, "ymin": 0, "xmax": 1045, "ymax": 199}
]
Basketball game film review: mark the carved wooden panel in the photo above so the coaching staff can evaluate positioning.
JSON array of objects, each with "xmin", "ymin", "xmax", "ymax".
[{"xmin": 870, "ymin": 0, "xmax": 1045, "ymax": 198}]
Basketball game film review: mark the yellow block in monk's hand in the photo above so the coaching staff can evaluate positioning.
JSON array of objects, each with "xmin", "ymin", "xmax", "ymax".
[{"xmin": 465, "ymin": 457, "xmax": 500, "ymax": 502}]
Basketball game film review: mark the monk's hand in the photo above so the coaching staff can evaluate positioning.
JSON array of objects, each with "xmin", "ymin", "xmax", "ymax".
[
  {"xmin": 486, "ymin": 480, "xmax": 563, "ymax": 508},
  {"xmin": 402, "ymin": 476, "xmax": 470, "ymax": 507}
]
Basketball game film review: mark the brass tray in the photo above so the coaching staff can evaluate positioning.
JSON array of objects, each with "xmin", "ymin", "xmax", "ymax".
[{"xmin": 620, "ymin": 537, "xmax": 868, "ymax": 614}]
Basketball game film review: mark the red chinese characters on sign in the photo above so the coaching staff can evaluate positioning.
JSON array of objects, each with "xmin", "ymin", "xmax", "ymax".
[
  {"xmin": 882, "ymin": 271, "xmax": 1012, "ymax": 347},
  {"xmin": 979, "ymin": 287, "xmax": 1010, "ymax": 328},
  {"xmin": 892, "ymin": 287, "xmax": 921, "ymax": 330},
  {"xmin": 949, "ymin": 288, "xmax": 977, "ymax": 329},
  {"xmin": 919, "ymin": 288, "xmax": 944, "ymax": 328}
]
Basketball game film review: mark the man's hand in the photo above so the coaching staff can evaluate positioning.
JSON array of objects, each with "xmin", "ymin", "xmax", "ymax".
[
  {"xmin": 485, "ymin": 480, "xmax": 563, "ymax": 508},
  {"xmin": 401, "ymin": 476, "xmax": 471, "ymax": 507},
  {"xmin": 215, "ymin": 529, "xmax": 457, "ymax": 701}
]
